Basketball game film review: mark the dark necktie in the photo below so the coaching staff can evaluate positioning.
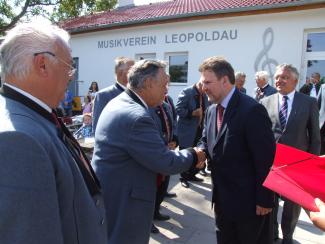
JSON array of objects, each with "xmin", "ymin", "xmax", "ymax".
[
  {"xmin": 52, "ymin": 112, "xmax": 95, "ymax": 180},
  {"xmin": 216, "ymin": 104, "xmax": 224, "ymax": 135},
  {"xmin": 159, "ymin": 105, "xmax": 171, "ymax": 142},
  {"xmin": 279, "ymin": 95, "xmax": 288, "ymax": 130}
]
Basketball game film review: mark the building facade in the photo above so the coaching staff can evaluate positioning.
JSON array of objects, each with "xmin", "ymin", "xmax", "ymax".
[{"xmin": 62, "ymin": 0, "xmax": 325, "ymax": 99}]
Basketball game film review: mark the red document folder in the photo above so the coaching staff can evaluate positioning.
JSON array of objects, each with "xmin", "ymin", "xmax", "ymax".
[{"xmin": 263, "ymin": 143, "xmax": 325, "ymax": 212}]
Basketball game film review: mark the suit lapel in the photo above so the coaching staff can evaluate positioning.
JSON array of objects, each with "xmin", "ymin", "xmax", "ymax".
[
  {"xmin": 273, "ymin": 93, "xmax": 281, "ymax": 127},
  {"xmin": 285, "ymin": 92, "xmax": 299, "ymax": 131}
]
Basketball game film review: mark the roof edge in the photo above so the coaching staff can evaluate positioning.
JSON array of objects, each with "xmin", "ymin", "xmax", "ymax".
[{"xmin": 66, "ymin": 0, "xmax": 325, "ymax": 35}]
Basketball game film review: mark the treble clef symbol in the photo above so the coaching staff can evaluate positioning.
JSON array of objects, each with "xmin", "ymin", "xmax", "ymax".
[{"xmin": 254, "ymin": 27, "xmax": 278, "ymax": 84}]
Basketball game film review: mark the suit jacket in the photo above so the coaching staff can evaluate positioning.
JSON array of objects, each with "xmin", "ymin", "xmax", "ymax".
[
  {"xmin": 198, "ymin": 89, "xmax": 276, "ymax": 220},
  {"xmin": 261, "ymin": 92, "xmax": 320, "ymax": 154},
  {"xmin": 299, "ymin": 82, "xmax": 321, "ymax": 96},
  {"xmin": 317, "ymin": 84, "xmax": 325, "ymax": 128},
  {"xmin": 92, "ymin": 82, "xmax": 124, "ymax": 132},
  {"xmin": 254, "ymin": 84, "xmax": 277, "ymax": 101},
  {"xmin": 92, "ymin": 89, "xmax": 197, "ymax": 244},
  {"xmin": 176, "ymin": 85, "xmax": 209, "ymax": 148},
  {"xmin": 0, "ymin": 86, "xmax": 107, "ymax": 244}
]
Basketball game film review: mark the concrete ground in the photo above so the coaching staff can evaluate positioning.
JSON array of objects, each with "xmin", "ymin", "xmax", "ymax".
[{"xmin": 149, "ymin": 174, "xmax": 325, "ymax": 244}]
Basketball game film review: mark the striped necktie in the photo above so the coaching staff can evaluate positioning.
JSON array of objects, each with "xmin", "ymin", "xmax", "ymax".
[{"xmin": 279, "ymin": 95, "xmax": 288, "ymax": 130}]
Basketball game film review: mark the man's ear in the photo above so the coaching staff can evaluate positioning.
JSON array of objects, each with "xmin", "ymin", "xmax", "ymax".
[{"xmin": 34, "ymin": 55, "xmax": 48, "ymax": 77}]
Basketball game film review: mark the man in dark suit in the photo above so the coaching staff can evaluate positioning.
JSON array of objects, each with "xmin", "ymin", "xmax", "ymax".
[
  {"xmin": 197, "ymin": 56, "xmax": 276, "ymax": 244},
  {"xmin": 254, "ymin": 70, "xmax": 277, "ymax": 101},
  {"xmin": 176, "ymin": 81, "xmax": 209, "ymax": 187},
  {"xmin": 260, "ymin": 64, "xmax": 320, "ymax": 244},
  {"xmin": 92, "ymin": 56, "xmax": 134, "ymax": 132},
  {"xmin": 92, "ymin": 60, "xmax": 206, "ymax": 244},
  {"xmin": 0, "ymin": 22, "xmax": 107, "ymax": 244},
  {"xmin": 299, "ymin": 72, "xmax": 321, "ymax": 98},
  {"xmin": 317, "ymin": 82, "xmax": 325, "ymax": 154}
]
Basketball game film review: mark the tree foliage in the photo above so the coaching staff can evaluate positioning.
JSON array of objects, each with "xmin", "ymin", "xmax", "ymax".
[{"xmin": 0, "ymin": 0, "xmax": 117, "ymax": 35}]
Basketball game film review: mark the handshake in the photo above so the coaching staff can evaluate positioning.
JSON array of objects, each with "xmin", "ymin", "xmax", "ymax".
[{"xmin": 193, "ymin": 147, "xmax": 207, "ymax": 169}]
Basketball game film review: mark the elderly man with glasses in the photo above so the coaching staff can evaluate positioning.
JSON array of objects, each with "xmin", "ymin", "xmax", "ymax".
[{"xmin": 0, "ymin": 22, "xmax": 107, "ymax": 244}]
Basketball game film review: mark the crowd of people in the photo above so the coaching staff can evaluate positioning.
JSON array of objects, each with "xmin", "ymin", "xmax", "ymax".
[{"xmin": 0, "ymin": 21, "xmax": 325, "ymax": 244}]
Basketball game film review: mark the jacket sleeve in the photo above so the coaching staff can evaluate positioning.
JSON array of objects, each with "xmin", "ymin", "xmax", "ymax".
[
  {"xmin": 176, "ymin": 89, "xmax": 193, "ymax": 119},
  {"xmin": 0, "ymin": 131, "xmax": 64, "ymax": 244},
  {"xmin": 245, "ymin": 104, "xmax": 276, "ymax": 208}
]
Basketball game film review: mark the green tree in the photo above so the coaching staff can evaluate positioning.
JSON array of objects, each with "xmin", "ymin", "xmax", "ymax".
[{"xmin": 0, "ymin": 0, "xmax": 117, "ymax": 35}]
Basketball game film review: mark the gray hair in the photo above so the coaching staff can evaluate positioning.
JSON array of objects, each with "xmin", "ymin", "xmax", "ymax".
[
  {"xmin": 275, "ymin": 63, "xmax": 299, "ymax": 80},
  {"xmin": 255, "ymin": 71, "xmax": 269, "ymax": 82},
  {"xmin": 114, "ymin": 56, "xmax": 134, "ymax": 74},
  {"xmin": 0, "ymin": 21, "xmax": 70, "ymax": 81},
  {"xmin": 235, "ymin": 71, "xmax": 246, "ymax": 80},
  {"xmin": 128, "ymin": 59, "xmax": 166, "ymax": 90}
]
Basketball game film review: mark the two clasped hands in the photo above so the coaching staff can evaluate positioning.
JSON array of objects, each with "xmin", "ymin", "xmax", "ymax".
[{"xmin": 193, "ymin": 147, "xmax": 207, "ymax": 169}]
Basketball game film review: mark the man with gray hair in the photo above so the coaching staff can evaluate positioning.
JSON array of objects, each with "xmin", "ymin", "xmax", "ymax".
[
  {"xmin": 235, "ymin": 71, "xmax": 246, "ymax": 94},
  {"xmin": 260, "ymin": 64, "xmax": 320, "ymax": 244},
  {"xmin": 92, "ymin": 56, "xmax": 134, "ymax": 132},
  {"xmin": 0, "ymin": 22, "xmax": 107, "ymax": 243},
  {"xmin": 254, "ymin": 70, "xmax": 277, "ymax": 101},
  {"xmin": 92, "ymin": 59, "xmax": 206, "ymax": 244}
]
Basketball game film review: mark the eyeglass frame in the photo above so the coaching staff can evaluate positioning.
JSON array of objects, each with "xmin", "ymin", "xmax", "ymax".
[{"xmin": 34, "ymin": 51, "xmax": 76, "ymax": 77}]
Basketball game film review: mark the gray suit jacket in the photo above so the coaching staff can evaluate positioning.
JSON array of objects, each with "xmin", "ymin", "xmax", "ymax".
[
  {"xmin": 176, "ymin": 85, "xmax": 209, "ymax": 148},
  {"xmin": 92, "ymin": 90, "xmax": 196, "ymax": 244},
  {"xmin": 260, "ymin": 92, "xmax": 320, "ymax": 154},
  {"xmin": 0, "ymin": 89, "xmax": 107, "ymax": 244},
  {"xmin": 92, "ymin": 82, "xmax": 124, "ymax": 132},
  {"xmin": 317, "ymin": 84, "xmax": 325, "ymax": 128}
]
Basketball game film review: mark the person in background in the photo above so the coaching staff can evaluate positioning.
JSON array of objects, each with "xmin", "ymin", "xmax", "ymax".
[
  {"xmin": 254, "ymin": 70, "xmax": 277, "ymax": 102},
  {"xmin": 92, "ymin": 59, "xmax": 206, "ymax": 244},
  {"xmin": 61, "ymin": 88, "xmax": 73, "ymax": 116},
  {"xmin": 198, "ymin": 56, "xmax": 275, "ymax": 244},
  {"xmin": 300, "ymin": 72, "xmax": 321, "ymax": 98},
  {"xmin": 92, "ymin": 57, "xmax": 134, "ymax": 133},
  {"xmin": 150, "ymin": 97, "xmax": 178, "ymax": 233},
  {"xmin": 74, "ymin": 113, "xmax": 93, "ymax": 139},
  {"xmin": 260, "ymin": 64, "xmax": 320, "ymax": 244},
  {"xmin": 0, "ymin": 21, "xmax": 107, "ymax": 244},
  {"xmin": 234, "ymin": 71, "xmax": 246, "ymax": 94},
  {"xmin": 176, "ymin": 80, "xmax": 209, "ymax": 188},
  {"xmin": 82, "ymin": 95, "xmax": 92, "ymax": 114},
  {"xmin": 88, "ymin": 81, "xmax": 99, "ymax": 99}
]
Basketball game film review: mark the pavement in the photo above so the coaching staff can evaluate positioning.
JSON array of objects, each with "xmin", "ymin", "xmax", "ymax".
[{"xmin": 149, "ymin": 173, "xmax": 325, "ymax": 244}]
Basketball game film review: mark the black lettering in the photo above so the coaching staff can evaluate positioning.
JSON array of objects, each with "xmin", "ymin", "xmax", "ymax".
[
  {"xmin": 196, "ymin": 32, "xmax": 204, "ymax": 42},
  {"xmin": 221, "ymin": 31, "xmax": 229, "ymax": 40},
  {"xmin": 179, "ymin": 33, "xmax": 186, "ymax": 43},
  {"xmin": 230, "ymin": 29, "xmax": 237, "ymax": 40}
]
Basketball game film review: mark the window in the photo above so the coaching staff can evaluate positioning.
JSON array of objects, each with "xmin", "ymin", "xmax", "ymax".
[
  {"xmin": 135, "ymin": 53, "xmax": 156, "ymax": 61},
  {"xmin": 301, "ymin": 30, "xmax": 325, "ymax": 86},
  {"xmin": 306, "ymin": 32, "xmax": 325, "ymax": 52},
  {"xmin": 165, "ymin": 52, "xmax": 188, "ymax": 84}
]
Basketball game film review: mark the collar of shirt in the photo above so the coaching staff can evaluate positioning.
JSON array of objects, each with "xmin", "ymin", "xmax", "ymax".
[
  {"xmin": 132, "ymin": 90, "xmax": 148, "ymax": 109},
  {"xmin": 4, "ymin": 83, "xmax": 52, "ymax": 113},
  {"xmin": 116, "ymin": 81, "xmax": 127, "ymax": 90},
  {"xmin": 219, "ymin": 86, "xmax": 236, "ymax": 110}
]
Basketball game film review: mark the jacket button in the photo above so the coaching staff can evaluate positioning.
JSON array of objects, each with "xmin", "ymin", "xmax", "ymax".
[
  {"xmin": 96, "ymin": 199, "xmax": 100, "ymax": 206},
  {"xmin": 101, "ymin": 218, "xmax": 105, "ymax": 225}
]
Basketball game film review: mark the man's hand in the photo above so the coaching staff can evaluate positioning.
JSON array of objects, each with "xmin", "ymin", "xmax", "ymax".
[
  {"xmin": 192, "ymin": 108, "xmax": 203, "ymax": 117},
  {"xmin": 168, "ymin": 141, "xmax": 177, "ymax": 150},
  {"xmin": 194, "ymin": 147, "xmax": 206, "ymax": 169},
  {"xmin": 309, "ymin": 198, "xmax": 325, "ymax": 231},
  {"xmin": 256, "ymin": 205, "xmax": 272, "ymax": 216}
]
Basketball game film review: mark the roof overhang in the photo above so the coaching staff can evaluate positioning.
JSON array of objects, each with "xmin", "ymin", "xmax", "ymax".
[{"xmin": 65, "ymin": 0, "xmax": 325, "ymax": 35}]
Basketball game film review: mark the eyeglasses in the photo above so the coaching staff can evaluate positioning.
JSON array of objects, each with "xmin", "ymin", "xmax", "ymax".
[{"xmin": 34, "ymin": 51, "xmax": 76, "ymax": 77}]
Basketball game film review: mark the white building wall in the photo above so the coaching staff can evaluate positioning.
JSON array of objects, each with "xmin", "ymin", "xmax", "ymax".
[{"xmin": 70, "ymin": 8, "xmax": 325, "ymax": 100}]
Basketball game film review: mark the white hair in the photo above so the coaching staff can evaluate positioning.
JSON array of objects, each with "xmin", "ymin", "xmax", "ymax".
[
  {"xmin": 255, "ymin": 71, "xmax": 269, "ymax": 82},
  {"xmin": 0, "ymin": 21, "xmax": 70, "ymax": 81}
]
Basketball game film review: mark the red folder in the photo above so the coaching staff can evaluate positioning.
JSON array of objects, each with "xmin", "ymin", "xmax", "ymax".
[{"xmin": 263, "ymin": 143, "xmax": 325, "ymax": 212}]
